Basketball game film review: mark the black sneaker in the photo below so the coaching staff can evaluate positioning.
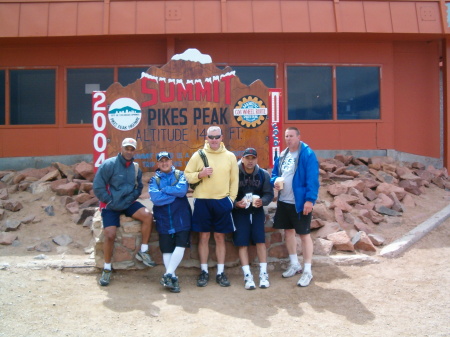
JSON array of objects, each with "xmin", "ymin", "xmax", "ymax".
[
  {"xmin": 99, "ymin": 269, "xmax": 112, "ymax": 286},
  {"xmin": 216, "ymin": 272, "xmax": 231, "ymax": 287},
  {"xmin": 160, "ymin": 273, "xmax": 174, "ymax": 289},
  {"xmin": 197, "ymin": 270, "xmax": 209, "ymax": 287},
  {"xmin": 170, "ymin": 276, "xmax": 180, "ymax": 293}
]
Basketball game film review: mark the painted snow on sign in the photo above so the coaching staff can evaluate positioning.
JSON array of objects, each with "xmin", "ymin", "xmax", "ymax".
[{"xmin": 171, "ymin": 48, "xmax": 212, "ymax": 64}]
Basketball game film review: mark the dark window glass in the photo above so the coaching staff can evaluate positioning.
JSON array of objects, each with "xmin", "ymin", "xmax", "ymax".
[
  {"xmin": 67, "ymin": 68, "xmax": 114, "ymax": 124},
  {"xmin": 231, "ymin": 66, "xmax": 276, "ymax": 88},
  {"xmin": 10, "ymin": 69, "xmax": 55, "ymax": 125},
  {"xmin": 287, "ymin": 66, "xmax": 332, "ymax": 120},
  {"xmin": 118, "ymin": 67, "xmax": 149, "ymax": 86},
  {"xmin": 337, "ymin": 66, "xmax": 380, "ymax": 120},
  {"xmin": 0, "ymin": 70, "xmax": 5, "ymax": 125}
]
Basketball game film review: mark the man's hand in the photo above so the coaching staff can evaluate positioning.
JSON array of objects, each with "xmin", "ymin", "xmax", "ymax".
[
  {"xmin": 198, "ymin": 167, "xmax": 213, "ymax": 179},
  {"xmin": 303, "ymin": 201, "xmax": 313, "ymax": 215},
  {"xmin": 235, "ymin": 199, "xmax": 247, "ymax": 208}
]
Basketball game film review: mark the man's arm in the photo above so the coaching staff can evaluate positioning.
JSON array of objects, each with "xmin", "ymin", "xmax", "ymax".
[
  {"xmin": 164, "ymin": 173, "xmax": 189, "ymax": 198},
  {"xmin": 260, "ymin": 170, "xmax": 275, "ymax": 206},
  {"xmin": 229, "ymin": 154, "xmax": 239, "ymax": 202},
  {"xmin": 93, "ymin": 162, "xmax": 113, "ymax": 204},
  {"xmin": 184, "ymin": 152, "xmax": 202, "ymax": 184}
]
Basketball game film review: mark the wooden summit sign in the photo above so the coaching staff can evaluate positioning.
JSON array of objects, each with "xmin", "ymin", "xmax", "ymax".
[{"xmin": 92, "ymin": 48, "xmax": 282, "ymax": 171}]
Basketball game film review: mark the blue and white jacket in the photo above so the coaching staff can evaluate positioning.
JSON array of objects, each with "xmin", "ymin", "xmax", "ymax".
[
  {"xmin": 270, "ymin": 142, "xmax": 319, "ymax": 213},
  {"xmin": 149, "ymin": 166, "xmax": 191, "ymax": 234}
]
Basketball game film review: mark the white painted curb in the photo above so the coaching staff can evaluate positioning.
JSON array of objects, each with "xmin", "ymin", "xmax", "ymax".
[{"xmin": 380, "ymin": 204, "xmax": 450, "ymax": 258}]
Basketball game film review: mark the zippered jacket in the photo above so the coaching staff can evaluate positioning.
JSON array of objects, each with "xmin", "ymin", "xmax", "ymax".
[
  {"xmin": 93, "ymin": 153, "xmax": 142, "ymax": 211},
  {"xmin": 149, "ymin": 166, "xmax": 191, "ymax": 234},
  {"xmin": 270, "ymin": 142, "xmax": 319, "ymax": 213}
]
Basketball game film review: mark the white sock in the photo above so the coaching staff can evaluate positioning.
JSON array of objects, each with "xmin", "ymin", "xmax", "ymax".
[
  {"xmin": 104, "ymin": 263, "xmax": 112, "ymax": 270},
  {"xmin": 217, "ymin": 264, "xmax": 224, "ymax": 275},
  {"xmin": 304, "ymin": 263, "xmax": 312, "ymax": 274},
  {"xmin": 141, "ymin": 244, "xmax": 148, "ymax": 253},
  {"xmin": 242, "ymin": 265, "xmax": 251, "ymax": 276},
  {"xmin": 259, "ymin": 263, "xmax": 267, "ymax": 275},
  {"xmin": 166, "ymin": 247, "xmax": 185, "ymax": 276},
  {"xmin": 289, "ymin": 254, "xmax": 299, "ymax": 265},
  {"xmin": 201, "ymin": 264, "xmax": 209, "ymax": 273},
  {"xmin": 163, "ymin": 253, "xmax": 172, "ymax": 270}
]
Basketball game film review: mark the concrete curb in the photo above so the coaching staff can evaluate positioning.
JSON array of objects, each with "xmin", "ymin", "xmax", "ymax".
[{"xmin": 379, "ymin": 203, "xmax": 450, "ymax": 258}]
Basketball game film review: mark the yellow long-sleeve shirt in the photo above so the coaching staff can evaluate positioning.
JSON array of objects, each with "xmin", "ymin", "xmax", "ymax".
[{"xmin": 184, "ymin": 141, "xmax": 238, "ymax": 201}]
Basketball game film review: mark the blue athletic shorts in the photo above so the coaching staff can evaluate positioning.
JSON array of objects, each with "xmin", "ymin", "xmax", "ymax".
[
  {"xmin": 159, "ymin": 230, "xmax": 191, "ymax": 253},
  {"xmin": 101, "ymin": 201, "xmax": 145, "ymax": 228},
  {"xmin": 273, "ymin": 200, "xmax": 312, "ymax": 235},
  {"xmin": 232, "ymin": 209, "xmax": 266, "ymax": 246},
  {"xmin": 192, "ymin": 197, "xmax": 235, "ymax": 233}
]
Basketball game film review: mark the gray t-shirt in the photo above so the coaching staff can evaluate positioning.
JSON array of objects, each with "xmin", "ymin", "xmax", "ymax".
[{"xmin": 279, "ymin": 150, "xmax": 298, "ymax": 204}]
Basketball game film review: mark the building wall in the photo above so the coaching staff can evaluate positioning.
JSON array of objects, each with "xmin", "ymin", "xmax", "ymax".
[{"xmin": 0, "ymin": 35, "xmax": 442, "ymax": 162}]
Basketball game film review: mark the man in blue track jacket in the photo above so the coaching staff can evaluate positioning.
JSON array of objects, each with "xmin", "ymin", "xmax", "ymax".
[
  {"xmin": 271, "ymin": 127, "xmax": 319, "ymax": 287},
  {"xmin": 149, "ymin": 151, "xmax": 192, "ymax": 293}
]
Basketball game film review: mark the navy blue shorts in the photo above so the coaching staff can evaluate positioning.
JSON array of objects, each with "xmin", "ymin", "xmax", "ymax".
[
  {"xmin": 101, "ymin": 201, "xmax": 145, "ymax": 228},
  {"xmin": 273, "ymin": 201, "xmax": 312, "ymax": 235},
  {"xmin": 192, "ymin": 197, "xmax": 235, "ymax": 233},
  {"xmin": 159, "ymin": 230, "xmax": 191, "ymax": 253},
  {"xmin": 232, "ymin": 209, "xmax": 266, "ymax": 246}
]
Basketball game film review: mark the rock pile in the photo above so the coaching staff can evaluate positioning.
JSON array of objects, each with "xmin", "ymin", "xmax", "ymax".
[{"xmin": 306, "ymin": 155, "xmax": 449, "ymax": 255}]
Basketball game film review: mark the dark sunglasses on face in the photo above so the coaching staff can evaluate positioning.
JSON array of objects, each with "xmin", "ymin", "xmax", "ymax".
[{"xmin": 207, "ymin": 135, "xmax": 221, "ymax": 140}]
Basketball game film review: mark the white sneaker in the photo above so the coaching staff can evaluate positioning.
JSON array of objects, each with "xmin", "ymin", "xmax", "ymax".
[
  {"xmin": 297, "ymin": 272, "xmax": 313, "ymax": 287},
  {"xmin": 259, "ymin": 273, "xmax": 270, "ymax": 289},
  {"xmin": 244, "ymin": 274, "xmax": 256, "ymax": 290},
  {"xmin": 282, "ymin": 263, "xmax": 302, "ymax": 278}
]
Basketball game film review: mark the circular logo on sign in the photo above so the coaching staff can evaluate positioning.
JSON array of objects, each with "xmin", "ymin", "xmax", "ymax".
[
  {"xmin": 108, "ymin": 98, "xmax": 142, "ymax": 131},
  {"xmin": 233, "ymin": 96, "xmax": 268, "ymax": 129}
]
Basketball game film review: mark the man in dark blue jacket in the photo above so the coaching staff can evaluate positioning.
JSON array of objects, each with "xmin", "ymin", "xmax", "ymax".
[
  {"xmin": 149, "ymin": 151, "xmax": 192, "ymax": 293},
  {"xmin": 271, "ymin": 127, "xmax": 319, "ymax": 287},
  {"xmin": 233, "ymin": 148, "xmax": 274, "ymax": 290},
  {"xmin": 93, "ymin": 138, "xmax": 156, "ymax": 287}
]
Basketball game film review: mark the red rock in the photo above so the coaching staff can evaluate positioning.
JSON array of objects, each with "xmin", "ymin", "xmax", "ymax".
[
  {"xmin": 352, "ymin": 231, "xmax": 377, "ymax": 252},
  {"xmin": 327, "ymin": 231, "xmax": 355, "ymax": 251},
  {"xmin": 313, "ymin": 238, "xmax": 333, "ymax": 256}
]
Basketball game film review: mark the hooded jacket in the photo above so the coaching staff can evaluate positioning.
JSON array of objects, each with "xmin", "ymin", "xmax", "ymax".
[
  {"xmin": 149, "ymin": 166, "xmax": 191, "ymax": 234},
  {"xmin": 233, "ymin": 160, "xmax": 274, "ymax": 214},
  {"xmin": 184, "ymin": 141, "xmax": 238, "ymax": 201},
  {"xmin": 93, "ymin": 153, "xmax": 142, "ymax": 211},
  {"xmin": 270, "ymin": 141, "xmax": 319, "ymax": 213}
]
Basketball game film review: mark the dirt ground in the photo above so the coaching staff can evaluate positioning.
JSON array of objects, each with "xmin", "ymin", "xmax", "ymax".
[{"xmin": 0, "ymin": 185, "xmax": 450, "ymax": 336}]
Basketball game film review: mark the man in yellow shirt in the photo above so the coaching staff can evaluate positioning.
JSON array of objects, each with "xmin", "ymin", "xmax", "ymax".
[{"xmin": 184, "ymin": 126, "xmax": 238, "ymax": 287}]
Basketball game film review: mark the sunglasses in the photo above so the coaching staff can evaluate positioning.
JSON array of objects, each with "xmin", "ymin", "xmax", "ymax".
[{"xmin": 207, "ymin": 135, "xmax": 221, "ymax": 140}]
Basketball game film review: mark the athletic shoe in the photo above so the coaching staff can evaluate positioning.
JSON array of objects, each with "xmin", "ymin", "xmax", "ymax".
[
  {"xmin": 216, "ymin": 272, "xmax": 231, "ymax": 287},
  {"xmin": 99, "ymin": 269, "xmax": 112, "ymax": 286},
  {"xmin": 244, "ymin": 274, "xmax": 256, "ymax": 290},
  {"xmin": 297, "ymin": 272, "xmax": 313, "ymax": 287},
  {"xmin": 282, "ymin": 263, "xmax": 302, "ymax": 278},
  {"xmin": 197, "ymin": 270, "xmax": 209, "ymax": 287},
  {"xmin": 136, "ymin": 250, "xmax": 156, "ymax": 267},
  {"xmin": 160, "ymin": 273, "xmax": 174, "ymax": 289},
  {"xmin": 259, "ymin": 272, "xmax": 270, "ymax": 289},
  {"xmin": 170, "ymin": 276, "xmax": 180, "ymax": 293}
]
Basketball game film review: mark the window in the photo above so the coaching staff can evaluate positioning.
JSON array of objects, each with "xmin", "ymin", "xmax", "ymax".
[
  {"xmin": 231, "ymin": 66, "xmax": 276, "ymax": 88},
  {"xmin": 287, "ymin": 65, "xmax": 380, "ymax": 121},
  {"xmin": 336, "ymin": 66, "xmax": 380, "ymax": 120},
  {"xmin": 118, "ymin": 67, "xmax": 149, "ymax": 86},
  {"xmin": 67, "ymin": 68, "xmax": 114, "ymax": 124},
  {"xmin": 287, "ymin": 66, "xmax": 332, "ymax": 120},
  {"xmin": 0, "ymin": 70, "xmax": 4, "ymax": 125},
  {"xmin": 10, "ymin": 69, "xmax": 55, "ymax": 125}
]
